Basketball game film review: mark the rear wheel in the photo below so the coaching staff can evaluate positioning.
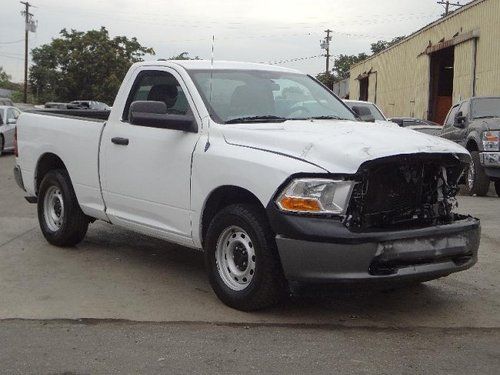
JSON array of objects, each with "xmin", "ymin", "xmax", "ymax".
[
  {"xmin": 38, "ymin": 169, "xmax": 89, "ymax": 246},
  {"xmin": 0, "ymin": 135, "xmax": 4, "ymax": 155},
  {"xmin": 464, "ymin": 151, "xmax": 490, "ymax": 196},
  {"xmin": 204, "ymin": 204, "xmax": 287, "ymax": 311},
  {"xmin": 495, "ymin": 181, "xmax": 500, "ymax": 197}
]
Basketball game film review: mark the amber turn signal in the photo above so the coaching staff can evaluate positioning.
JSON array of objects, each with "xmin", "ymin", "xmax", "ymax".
[{"xmin": 278, "ymin": 196, "xmax": 322, "ymax": 212}]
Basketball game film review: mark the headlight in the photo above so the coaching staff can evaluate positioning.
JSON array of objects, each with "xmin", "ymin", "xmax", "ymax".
[
  {"xmin": 482, "ymin": 131, "xmax": 500, "ymax": 151},
  {"xmin": 276, "ymin": 178, "xmax": 354, "ymax": 215}
]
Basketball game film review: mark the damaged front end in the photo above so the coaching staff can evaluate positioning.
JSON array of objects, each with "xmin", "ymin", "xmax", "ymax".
[{"xmin": 345, "ymin": 153, "xmax": 470, "ymax": 231}]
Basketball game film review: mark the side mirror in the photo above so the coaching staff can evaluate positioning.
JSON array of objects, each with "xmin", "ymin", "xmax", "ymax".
[
  {"xmin": 351, "ymin": 106, "xmax": 375, "ymax": 122},
  {"xmin": 454, "ymin": 111, "xmax": 466, "ymax": 128},
  {"xmin": 129, "ymin": 101, "xmax": 197, "ymax": 133},
  {"xmin": 6, "ymin": 118, "xmax": 17, "ymax": 125}
]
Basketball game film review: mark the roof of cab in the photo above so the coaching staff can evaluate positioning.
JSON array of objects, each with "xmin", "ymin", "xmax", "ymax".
[{"xmin": 133, "ymin": 60, "xmax": 302, "ymax": 73}]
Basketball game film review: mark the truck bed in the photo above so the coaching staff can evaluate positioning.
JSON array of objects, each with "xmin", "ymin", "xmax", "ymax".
[{"xmin": 16, "ymin": 111, "xmax": 108, "ymax": 220}]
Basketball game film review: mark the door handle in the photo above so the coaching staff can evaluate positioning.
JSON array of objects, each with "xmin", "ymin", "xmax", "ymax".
[{"xmin": 111, "ymin": 137, "xmax": 129, "ymax": 146}]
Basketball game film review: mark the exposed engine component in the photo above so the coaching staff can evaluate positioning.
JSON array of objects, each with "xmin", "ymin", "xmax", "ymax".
[{"xmin": 345, "ymin": 153, "xmax": 469, "ymax": 231}]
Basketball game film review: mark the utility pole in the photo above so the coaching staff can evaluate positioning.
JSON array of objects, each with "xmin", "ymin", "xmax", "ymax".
[
  {"xmin": 437, "ymin": 1, "xmax": 462, "ymax": 16},
  {"xmin": 20, "ymin": 1, "xmax": 36, "ymax": 103},
  {"xmin": 320, "ymin": 29, "xmax": 332, "ymax": 75}
]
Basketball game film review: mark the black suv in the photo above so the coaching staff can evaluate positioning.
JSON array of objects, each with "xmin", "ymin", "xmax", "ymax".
[{"xmin": 441, "ymin": 97, "xmax": 500, "ymax": 197}]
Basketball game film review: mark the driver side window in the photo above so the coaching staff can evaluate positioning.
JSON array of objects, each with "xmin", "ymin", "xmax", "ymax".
[{"xmin": 123, "ymin": 70, "xmax": 190, "ymax": 122}]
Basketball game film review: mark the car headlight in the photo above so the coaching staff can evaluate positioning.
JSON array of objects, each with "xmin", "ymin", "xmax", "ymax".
[
  {"xmin": 482, "ymin": 131, "xmax": 500, "ymax": 151},
  {"xmin": 276, "ymin": 178, "xmax": 354, "ymax": 215}
]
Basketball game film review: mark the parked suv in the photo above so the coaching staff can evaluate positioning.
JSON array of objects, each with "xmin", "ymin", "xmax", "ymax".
[{"xmin": 441, "ymin": 97, "xmax": 500, "ymax": 196}]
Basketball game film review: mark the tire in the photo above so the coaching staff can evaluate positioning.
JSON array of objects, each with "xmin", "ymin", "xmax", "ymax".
[
  {"xmin": 495, "ymin": 181, "xmax": 500, "ymax": 197},
  {"xmin": 464, "ymin": 151, "xmax": 490, "ymax": 196},
  {"xmin": 204, "ymin": 204, "xmax": 287, "ymax": 311},
  {"xmin": 37, "ymin": 169, "xmax": 89, "ymax": 247},
  {"xmin": 0, "ymin": 135, "xmax": 4, "ymax": 155}
]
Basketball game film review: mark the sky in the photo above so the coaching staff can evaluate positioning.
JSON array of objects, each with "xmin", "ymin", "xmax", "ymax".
[{"xmin": 0, "ymin": 0, "xmax": 470, "ymax": 82}]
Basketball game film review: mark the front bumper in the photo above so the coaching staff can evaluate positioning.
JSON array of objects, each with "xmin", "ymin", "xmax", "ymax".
[
  {"xmin": 480, "ymin": 152, "xmax": 500, "ymax": 179},
  {"xmin": 272, "ymin": 215, "xmax": 480, "ymax": 284}
]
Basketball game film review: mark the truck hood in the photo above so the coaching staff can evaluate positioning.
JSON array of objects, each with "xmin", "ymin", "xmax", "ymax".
[
  {"xmin": 222, "ymin": 120, "xmax": 469, "ymax": 174},
  {"xmin": 476, "ymin": 117, "xmax": 500, "ymax": 131}
]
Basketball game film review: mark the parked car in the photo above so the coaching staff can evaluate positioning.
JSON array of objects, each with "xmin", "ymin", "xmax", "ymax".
[
  {"xmin": 44, "ymin": 102, "xmax": 81, "ymax": 109},
  {"xmin": 389, "ymin": 117, "xmax": 443, "ymax": 136},
  {"xmin": 0, "ymin": 97, "xmax": 14, "ymax": 106},
  {"xmin": 389, "ymin": 117, "xmax": 440, "ymax": 127},
  {"xmin": 14, "ymin": 60, "xmax": 480, "ymax": 311},
  {"xmin": 70, "ymin": 100, "xmax": 111, "ymax": 110},
  {"xmin": 344, "ymin": 100, "xmax": 396, "ymax": 126},
  {"xmin": 0, "ymin": 105, "xmax": 21, "ymax": 154},
  {"xmin": 441, "ymin": 97, "xmax": 500, "ymax": 197}
]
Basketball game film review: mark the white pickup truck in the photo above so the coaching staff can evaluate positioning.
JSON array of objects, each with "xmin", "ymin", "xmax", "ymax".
[{"xmin": 14, "ymin": 60, "xmax": 480, "ymax": 311}]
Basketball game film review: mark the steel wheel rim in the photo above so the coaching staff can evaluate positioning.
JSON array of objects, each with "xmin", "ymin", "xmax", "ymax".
[
  {"xmin": 467, "ymin": 159, "xmax": 475, "ymax": 190},
  {"xmin": 43, "ymin": 185, "xmax": 64, "ymax": 232},
  {"xmin": 215, "ymin": 226, "xmax": 256, "ymax": 291}
]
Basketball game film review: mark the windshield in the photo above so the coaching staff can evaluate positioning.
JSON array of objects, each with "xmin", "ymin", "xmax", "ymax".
[
  {"xmin": 188, "ymin": 70, "xmax": 356, "ymax": 124},
  {"xmin": 345, "ymin": 102, "xmax": 386, "ymax": 121},
  {"xmin": 471, "ymin": 98, "xmax": 500, "ymax": 119}
]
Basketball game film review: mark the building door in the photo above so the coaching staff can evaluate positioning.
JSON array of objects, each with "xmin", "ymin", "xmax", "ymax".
[
  {"xmin": 429, "ymin": 47, "xmax": 455, "ymax": 124},
  {"xmin": 359, "ymin": 77, "xmax": 369, "ymax": 101}
]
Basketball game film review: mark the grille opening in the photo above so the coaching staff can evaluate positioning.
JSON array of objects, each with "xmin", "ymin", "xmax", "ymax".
[{"xmin": 345, "ymin": 154, "xmax": 468, "ymax": 231}]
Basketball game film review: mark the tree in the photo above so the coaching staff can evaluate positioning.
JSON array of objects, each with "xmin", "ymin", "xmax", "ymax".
[
  {"xmin": 0, "ymin": 67, "xmax": 11, "ymax": 87},
  {"xmin": 169, "ymin": 52, "xmax": 200, "ymax": 60},
  {"xmin": 29, "ymin": 27, "xmax": 154, "ymax": 104},
  {"xmin": 332, "ymin": 53, "xmax": 369, "ymax": 80},
  {"xmin": 316, "ymin": 52, "xmax": 369, "ymax": 87},
  {"xmin": 370, "ymin": 36, "xmax": 406, "ymax": 54}
]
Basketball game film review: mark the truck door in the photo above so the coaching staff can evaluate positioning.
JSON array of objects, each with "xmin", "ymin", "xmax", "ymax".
[
  {"xmin": 440, "ymin": 104, "xmax": 460, "ymax": 142},
  {"xmin": 100, "ymin": 68, "xmax": 201, "ymax": 247}
]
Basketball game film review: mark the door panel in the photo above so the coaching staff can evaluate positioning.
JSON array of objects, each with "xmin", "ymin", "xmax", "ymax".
[{"xmin": 101, "ymin": 68, "xmax": 201, "ymax": 244}]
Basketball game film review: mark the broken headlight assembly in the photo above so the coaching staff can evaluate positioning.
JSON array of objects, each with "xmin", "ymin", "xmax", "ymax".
[
  {"xmin": 276, "ymin": 178, "xmax": 354, "ymax": 215},
  {"xmin": 482, "ymin": 131, "xmax": 500, "ymax": 151}
]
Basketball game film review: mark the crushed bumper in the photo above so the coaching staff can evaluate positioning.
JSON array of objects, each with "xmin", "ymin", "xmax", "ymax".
[{"xmin": 274, "ymin": 216, "xmax": 480, "ymax": 284}]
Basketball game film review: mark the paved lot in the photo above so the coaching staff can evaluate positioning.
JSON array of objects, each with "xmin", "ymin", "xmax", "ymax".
[{"xmin": 1, "ymin": 154, "xmax": 499, "ymax": 374}]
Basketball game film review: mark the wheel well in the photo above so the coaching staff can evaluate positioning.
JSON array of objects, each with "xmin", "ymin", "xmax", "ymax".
[
  {"xmin": 201, "ymin": 186, "xmax": 265, "ymax": 245},
  {"xmin": 466, "ymin": 140, "xmax": 478, "ymax": 152},
  {"xmin": 35, "ymin": 153, "xmax": 67, "ymax": 193}
]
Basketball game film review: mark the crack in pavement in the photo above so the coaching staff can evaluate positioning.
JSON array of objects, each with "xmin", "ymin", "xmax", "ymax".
[
  {"xmin": 1, "ymin": 318, "xmax": 499, "ymax": 332},
  {"xmin": 0, "ymin": 226, "xmax": 37, "ymax": 248}
]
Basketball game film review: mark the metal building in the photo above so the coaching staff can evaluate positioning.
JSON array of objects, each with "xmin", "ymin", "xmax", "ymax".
[{"xmin": 349, "ymin": 0, "xmax": 500, "ymax": 124}]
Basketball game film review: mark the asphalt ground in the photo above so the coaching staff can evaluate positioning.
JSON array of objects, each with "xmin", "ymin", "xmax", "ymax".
[{"xmin": 1, "ymin": 153, "xmax": 499, "ymax": 374}]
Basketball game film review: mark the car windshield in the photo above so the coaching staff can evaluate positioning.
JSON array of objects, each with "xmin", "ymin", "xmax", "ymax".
[
  {"xmin": 188, "ymin": 69, "xmax": 356, "ymax": 124},
  {"xmin": 345, "ymin": 102, "xmax": 386, "ymax": 121},
  {"xmin": 471, "ymin": 98, "xmax": 500, "ymax": 119}
]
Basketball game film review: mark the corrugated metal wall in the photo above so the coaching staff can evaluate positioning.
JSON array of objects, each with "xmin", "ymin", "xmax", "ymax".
[{"xmin": 349, "ymin": 0, "xmax": 500, "ymax": 119}]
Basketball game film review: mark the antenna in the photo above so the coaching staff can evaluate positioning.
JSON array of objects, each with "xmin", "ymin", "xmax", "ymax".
[{"xmin": 204, "ymin": 35, "xmax": 215, "ymax": 152}]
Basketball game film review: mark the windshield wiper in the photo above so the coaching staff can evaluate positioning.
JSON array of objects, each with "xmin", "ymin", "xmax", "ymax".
[
  {"xmin": 305, "ymin": 115, "xmax": 349, "ymax": 120},
  {"xmin": 225, "ymin": 115, "xmax": 286, "ymax": 124}
]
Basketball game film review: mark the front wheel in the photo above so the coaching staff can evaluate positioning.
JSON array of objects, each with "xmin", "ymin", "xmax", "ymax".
[
  {"xmin": 204, "ymin": 204, "xmax": 287, "ymax": 311},
  {"xmin": 38, "ymin": 169, "xmax": 89, "ymax": 247},
  {"xmin": 464, "ymin": 151, "xmax": 490, "ymax": 196},
  {"xmin": 495, "ymin": 181, "xmax": 500, "ymax": 197}
]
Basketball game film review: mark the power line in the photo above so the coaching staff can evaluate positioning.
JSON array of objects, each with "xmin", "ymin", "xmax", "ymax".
[
  {"xmin": 264, "ymin": 54, "xmax": 324, "ymax": 65},
  {"xmin": 0, "ymin": 39, "xmax": 24, "ymax": 45}
]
